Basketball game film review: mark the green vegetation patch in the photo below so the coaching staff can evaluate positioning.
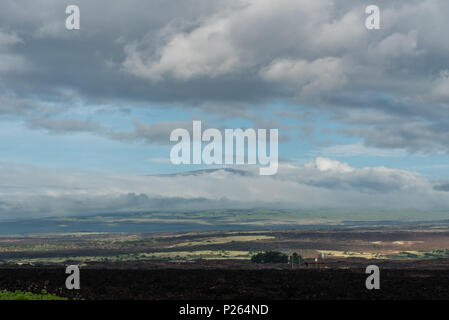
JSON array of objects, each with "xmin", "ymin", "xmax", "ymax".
[
  {"xmin": 0, "ymin": 289, "xmax": 67, "ymax": 300},
  {"xmin": 251, "ymin": 251, "xmax": 289, "ymax": 264},
  {"xmin": 391, "ymin": 249, "xmax": 449, "ymax": 259}
]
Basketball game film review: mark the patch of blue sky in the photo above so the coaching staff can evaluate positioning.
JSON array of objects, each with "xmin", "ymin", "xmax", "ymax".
[
  {"xmin": 2, "ymin": 99, "xmax": 449, "ymax": 179},
  {"xmin": 0, "ymin": 121, "xmax": 171, "ymax": 175}
]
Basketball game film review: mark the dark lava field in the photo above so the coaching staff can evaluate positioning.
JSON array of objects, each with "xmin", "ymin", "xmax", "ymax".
[{"xmin": 1, "ymin": 262, "xmax": 449, "ymax": 300}]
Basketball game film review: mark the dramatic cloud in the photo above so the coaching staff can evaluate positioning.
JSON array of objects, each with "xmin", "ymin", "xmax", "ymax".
[
  {"xmin": 122, "ymin": 17, "xmax": 240, "ymax": 81},
  {"xmin": 0, "ymin": 0, "xmax": 447, "ymax": 153},
  {"xmin": 1, "ymin": 0, "xmax": 449, "ymax": 219}
]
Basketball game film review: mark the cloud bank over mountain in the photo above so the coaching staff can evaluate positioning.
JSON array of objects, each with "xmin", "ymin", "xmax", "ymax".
[{"xmin": 0, "ymin": 158, "xmax": 447, "ymax": 219}]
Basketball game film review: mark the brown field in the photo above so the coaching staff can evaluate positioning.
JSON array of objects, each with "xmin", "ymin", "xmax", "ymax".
[
  {"xmin": 2, "ymin": 225, "xmax": 449, "ymax": 264},
  {"xmin": 2, "ymin": 225, "xmax": 449, "ymax": 299}
]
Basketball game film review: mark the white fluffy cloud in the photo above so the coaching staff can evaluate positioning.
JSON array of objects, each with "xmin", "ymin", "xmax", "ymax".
[
  {"xmin": 123, "ymin": 17, "xmax": 240, "ymax": 80},
  {"xmin": 121, "ymin": 0, "xmax": 363, "ymax": 83}
]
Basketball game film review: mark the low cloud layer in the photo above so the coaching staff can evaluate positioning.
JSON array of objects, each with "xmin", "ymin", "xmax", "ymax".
[{"xmin": 0, "ymin": 158, "xmax": 448, "ymax": 219}]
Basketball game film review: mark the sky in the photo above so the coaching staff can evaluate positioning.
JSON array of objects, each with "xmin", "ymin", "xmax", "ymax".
[{"xmin": 1, "ymin": 0, "xmax": 449, "ymax": 219}]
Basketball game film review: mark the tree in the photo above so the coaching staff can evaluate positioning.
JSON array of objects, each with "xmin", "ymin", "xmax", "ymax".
[
  {"xmin": 251, "ymin": 251, "xmax": 288, "ymax": 264},
  {"xmin": 289, "ymin": 252, "xmax": 304, "ymax": 265}
]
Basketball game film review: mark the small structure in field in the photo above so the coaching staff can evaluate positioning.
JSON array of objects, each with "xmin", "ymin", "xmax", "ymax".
[{"xmin": 304, "ymin": 254, "xmax": 326, "ymax": 269}]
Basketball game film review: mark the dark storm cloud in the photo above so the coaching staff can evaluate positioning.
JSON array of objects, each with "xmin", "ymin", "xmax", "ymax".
[{"xmin": 0, "ymin": 0, "xmax": 276, "ymax": 107}]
